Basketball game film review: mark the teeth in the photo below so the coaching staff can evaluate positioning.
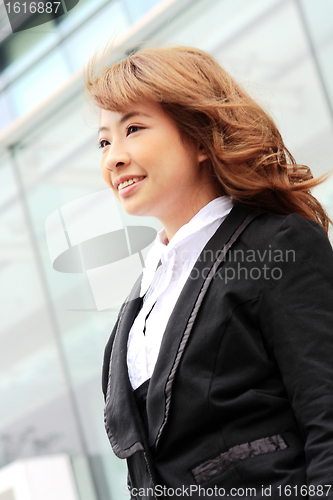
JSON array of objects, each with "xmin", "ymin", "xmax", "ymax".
[{"xmin": 118, "ymin": 176, "xmax": 144, "ymax": 190}]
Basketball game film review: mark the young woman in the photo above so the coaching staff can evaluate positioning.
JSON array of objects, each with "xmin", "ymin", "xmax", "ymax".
[{"xmin": 86, "ymin": 46, "xmax": 333, "ymax": 499}]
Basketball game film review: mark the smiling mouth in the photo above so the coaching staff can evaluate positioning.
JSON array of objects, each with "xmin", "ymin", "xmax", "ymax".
[{"xmin": 118, "ymin": 176, "xmax": 145, "ymax": 191}]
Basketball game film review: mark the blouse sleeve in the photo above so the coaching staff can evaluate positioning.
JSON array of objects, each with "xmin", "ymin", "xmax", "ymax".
[{"xmin": 259, "ymin": 213, "xmax": 333, "ymax": 488}]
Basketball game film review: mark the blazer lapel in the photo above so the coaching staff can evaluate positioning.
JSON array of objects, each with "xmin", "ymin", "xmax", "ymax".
[
  {"xmin": 104, "ymin": 278, "xmax": 146, "ymax": 458},
  {"xmin": 147, "ymin": 204, "xmax": 257, "ymax": 448}
]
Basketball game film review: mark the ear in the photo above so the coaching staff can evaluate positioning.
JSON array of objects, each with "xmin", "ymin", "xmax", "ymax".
[{"xmin": 197, "ymin": 144, "xmax": 208, "ymax": 163}]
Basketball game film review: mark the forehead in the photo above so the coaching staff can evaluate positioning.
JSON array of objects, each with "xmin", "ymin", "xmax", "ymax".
[
  {"xmin": 98, "ymin": 100, "xmax": 170, "ymax": 133},
  {"xmin": 100, "ymin": 100, "xmax": 160, "ymax": 121}
]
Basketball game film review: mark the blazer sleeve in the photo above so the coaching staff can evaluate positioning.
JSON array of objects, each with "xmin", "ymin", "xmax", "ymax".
[{"xmin": 259, "ymin": 213, "xmax": 333, "ymax": 487}]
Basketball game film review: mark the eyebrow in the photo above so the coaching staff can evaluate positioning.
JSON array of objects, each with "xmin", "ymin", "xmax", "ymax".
[{"xmin": 98, "ymin": 111, "xmax": 151, "ymax": 135}]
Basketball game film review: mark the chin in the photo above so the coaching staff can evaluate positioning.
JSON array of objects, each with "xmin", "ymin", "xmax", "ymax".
[
  {"xmin": 121, "ymin": 202, "xmax": 146, "ymax": 216},
  {"xmin": 124, "ymin": 201, "xmax": 155, "ymax": 218}
]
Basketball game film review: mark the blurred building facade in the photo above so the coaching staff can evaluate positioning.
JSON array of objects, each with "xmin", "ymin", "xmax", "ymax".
[{"xmin": 0, "ymin": 0, "xmax": 332, "ymax": 499}]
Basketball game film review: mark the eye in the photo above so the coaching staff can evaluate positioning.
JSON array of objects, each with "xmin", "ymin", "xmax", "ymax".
[
  {"xmin": 126, "ymin": 125, "xmax": 141, "ymax": 136},
  {"xmin": 99, "ymin": 139, "xmax": 110, "ymax": 149}
]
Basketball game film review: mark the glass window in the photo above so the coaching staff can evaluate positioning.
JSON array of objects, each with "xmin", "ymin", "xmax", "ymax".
[
  {"xmin": 0, "ymin": 154, "xmax": 16, "ymax": 209},
  {"xmin": 300, "ymin": 0, "xmax": 333, "ymax": 106},
  {"xmin": 0, "ymin": 179, "xmax": 82, "ymax": 469},
  {"xmin": 0, "ymin": 92, "xmax": 13, "ymax": 130},
  {"xmin": 8, "ymin": 48, "xmax": 70, "ymax": 116},
  {"xmin": 58, "ymin": 0, "xmax": 113, "ymax": 34},
  {"xmin": 64, "ymin": 0, "xmax": 129, "ymax": 71},
  {"xmin": 122, "ymin": 0, "xmax": 164, "ymax": 22},
  {"xmin": 0, "ymin": 21, "xmax": 58, "ymax": 78}
]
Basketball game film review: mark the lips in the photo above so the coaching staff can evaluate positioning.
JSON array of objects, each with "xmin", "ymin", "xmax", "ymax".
[
  {"xmin": 113, "ymin": 175, "xmax": 146, "ymax": 191},
  {"xmin": 118, "ymin": 176, "xmax": 145, "ymax": 191}
]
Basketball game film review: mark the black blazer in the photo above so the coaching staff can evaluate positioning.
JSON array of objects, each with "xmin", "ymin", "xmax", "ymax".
[{"xmin": 102, "ymin": 205, "xmax": 333, "ymax": 499}]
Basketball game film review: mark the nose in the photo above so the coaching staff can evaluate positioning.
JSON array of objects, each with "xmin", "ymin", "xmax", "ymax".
[{"xmin": 104, "ymin": 143, "xmax": 131, "ymax": 171}]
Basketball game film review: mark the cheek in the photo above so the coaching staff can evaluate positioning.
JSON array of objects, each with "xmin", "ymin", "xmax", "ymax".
[
  {"xmin": 101, "ymin": 161, "xmax": 112, "ymax": 188},
  {"xmin": 101, "ymin": 164, "xmax": 120, "ymax": 199}
]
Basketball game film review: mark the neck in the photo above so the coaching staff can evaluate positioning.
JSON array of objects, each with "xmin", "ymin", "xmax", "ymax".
[{"xmin": 159, "ymin": 190, "xmax": 219, "ymax": 242}]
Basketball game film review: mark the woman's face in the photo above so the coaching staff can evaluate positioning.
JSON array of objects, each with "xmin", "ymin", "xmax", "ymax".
[{"xmin": 98, "ymin": 100, "xmax": 217, "ymax": 235}]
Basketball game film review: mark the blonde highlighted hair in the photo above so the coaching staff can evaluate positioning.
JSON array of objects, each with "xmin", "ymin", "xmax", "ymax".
[{"xmin": 85, "ymin": 45, "xmax": 331, "ymax": 234}]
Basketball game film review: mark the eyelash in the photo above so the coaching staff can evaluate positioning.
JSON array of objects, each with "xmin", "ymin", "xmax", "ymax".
[
  {"xmin": 127, "ymin": 125, "xmax": 141, "ymax": 135},
  {"xmin": 98, "ymin": 125, "xmax": 142, "ymax": 149},
  {"xmin": 98, "ymin": 140, "xmax": 109, "ymax": 149}
]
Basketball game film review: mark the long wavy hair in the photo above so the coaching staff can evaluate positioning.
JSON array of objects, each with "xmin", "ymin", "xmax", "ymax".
[{"xmin": 85, "ymin": 45, "xmax": 331, "ymax": 234}]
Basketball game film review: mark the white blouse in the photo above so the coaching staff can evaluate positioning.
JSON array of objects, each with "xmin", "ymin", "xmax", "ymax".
[{"xmin": 127, "ymin": 196, "xmax": 234, "ymax": 390}]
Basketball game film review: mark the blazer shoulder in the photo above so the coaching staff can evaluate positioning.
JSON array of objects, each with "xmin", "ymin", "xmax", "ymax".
[
  {"xmin": 270, "ymin": 212, "xmax": 332, "ymax": 258},
  {"xmin": 245, "ymin": 211, "xmax": 331, "ymax": 251}
]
